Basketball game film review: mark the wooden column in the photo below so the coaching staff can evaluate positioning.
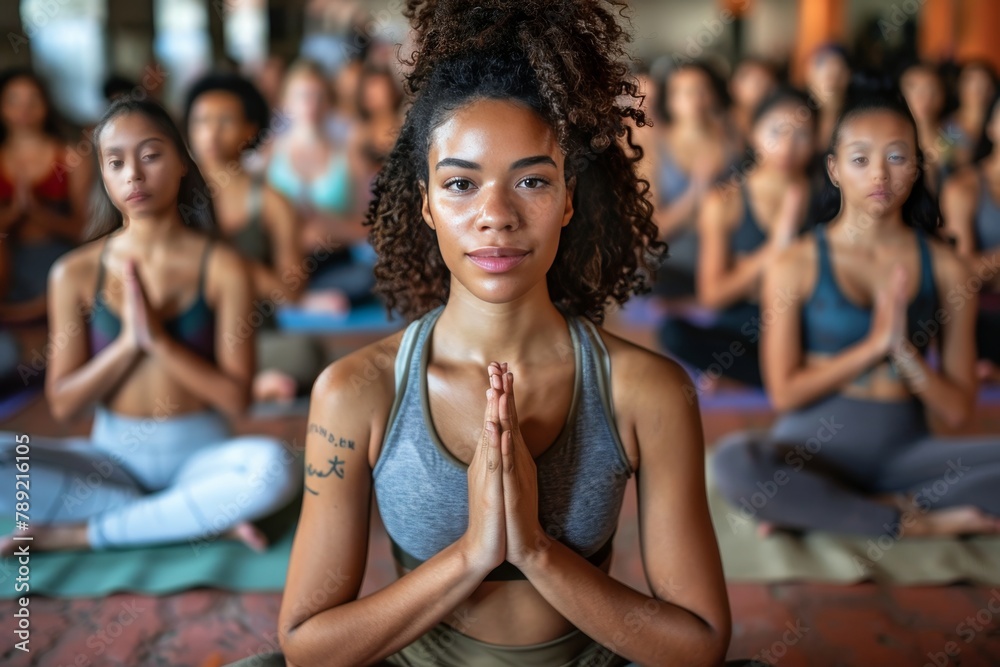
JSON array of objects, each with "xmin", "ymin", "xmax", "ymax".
[
  {"xmin": 206, "ymin": 0, "xmax": 226, "ymax": 66},
  {"xmin": 955, "ymin": 0, "xmax": 1000, "ymax": 71},
  {"xmin": 919, "ymin": 0, "xmax": 955, "ymax": 63},
  {"xmin": 792, "ymin": 0, "xmax": 846, "ymax": 85},
  {"xmin": 106, "ymin": 0, "xmax": 155, "ymax": 78},
  {"xmin": 0, "ymin": 1, "xmax": 31, "ymax": 69}
]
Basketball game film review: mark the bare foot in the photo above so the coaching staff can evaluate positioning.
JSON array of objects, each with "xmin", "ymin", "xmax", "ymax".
[
  {"xmin": 977, "ymin": 360, "xmax": 1000, "ymax": 384},
  {"xmin": 756, "ymin": 521, "xmax": 776, "ymax": 538},
  {"xmin": 253, "ymin": 370, "xmax": 297, "ymax": 403},
  {"xmin": 695, "ymin": 372, "xmax": 721, "ymax": 397},
  {"xmin": 301, "ymin": 290, "xmax": 350, "ymax": 315},
  {"xmin": 0, "ymin": 523, "xmax": 89, "ymax": 555},
  {"xmin": 902, "ymin": 506, "xmax": 1000, "ymax": 537},
  {"xmin": 874, "ymin": 492, "xmax": 913, "ymax": 514},
  {"xmin": 225, "ymin": 521, "xmax": 269, "ymax": 553}
]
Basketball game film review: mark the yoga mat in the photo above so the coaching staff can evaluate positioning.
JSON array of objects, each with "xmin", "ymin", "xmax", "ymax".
[
  {"xmin": 0, "ymin": 495, "xmax": 302, "ymax": 599},
  {"xmin": 276, "ymin": 302, "xmax": 404, "ymax": 334},
  {"xmin": 0, "ymin": 389, "xmax": 41, "ymax": 423},
  {"xmin": 707, "ymin": 452, "xmax": 1000, "ymax": 585}
]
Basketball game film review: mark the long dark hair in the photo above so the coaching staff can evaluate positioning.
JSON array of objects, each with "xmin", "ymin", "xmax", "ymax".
[
  {"xmin": 86, "ymin": 98, "xmax": 217, "ymax": 241},
  {"xmin": 0, "ymin": 68, "xmax": 64, "ymax": 144},
  {"xmin": 364, "ymin": 0, "xmax": 664, "ymax": 324},
  {"xmin": 972, "ymin": 93, "xmax": 1000, "ymax": 164},
  {"xmin": 816, "ymin": 75, "xmax": 941, "ymax": 235}
]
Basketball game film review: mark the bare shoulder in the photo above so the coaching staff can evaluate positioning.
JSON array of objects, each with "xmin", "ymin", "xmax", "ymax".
[
  {"xmin": 202, "ymin": 233, "xmax": 251, "ymax": 299},
  {"xmin": 48, "ymin": 238, "xmax": 105, "ymax": 298},
  {"xmin": 942, "ymin": 166, "xmax": 980, "ymax": 198},
  {"xmin": 766, "ymin": 233, "xmax": 817, "ymax": 298},
  {"xmin": 926, "ymin": 234, "xmax": 973, "ymax": 286},
  {"xmin": 310, "ymin": 328, "xmax": 407, "ymax": 461},
  {"xmin": 598, "ymin": 325, "xmax": 692, "ymax": 392},
  {"xmin": 262, "ymin": 185, "xmax": 296, "ymax": 224},
  {"xmin": 699, "ymin": 185, "xmax": 741, "ymax": 232},
  {"xmin": 590, "ymin": 324, "xmax": 699, "ymax": 465}
]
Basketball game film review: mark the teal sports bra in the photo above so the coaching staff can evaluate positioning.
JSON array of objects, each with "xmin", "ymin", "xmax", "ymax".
[{"xmin": 266, "ymin": 147, "xmax": 352, "ymax": 214}]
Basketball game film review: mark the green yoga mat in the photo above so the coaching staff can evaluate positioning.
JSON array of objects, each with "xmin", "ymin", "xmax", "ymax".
[
  {"xmin": 707, "ymin": 454, "xmax": 1000, "ymax": 584},
  {"xmin": 0, "ymin": 495, "xmax": 301, "ymax": 599}
]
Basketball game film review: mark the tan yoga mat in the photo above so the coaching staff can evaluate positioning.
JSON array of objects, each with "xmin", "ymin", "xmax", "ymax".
[{"xmin": 707, "ymin": 453, "xmax": 1000, "ymax": 584}]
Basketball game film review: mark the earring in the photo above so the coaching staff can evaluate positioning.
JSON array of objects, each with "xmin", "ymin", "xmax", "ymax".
[{"xmin": 832, "ymin": 180, "xmax": 840, "ymax": 188}]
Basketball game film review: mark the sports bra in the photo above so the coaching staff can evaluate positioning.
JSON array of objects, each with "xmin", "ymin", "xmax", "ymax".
[
  {"xmin": 0, "ymin": 153, "xmax": 72, "ymax": 216},
  {"xmin": 800, "ymin": 226, "xmax": 938, "ymax": 355},
  {"xmin": 372, "ymin": 306, "xmax": 633, "ymax": 581},
  {"xmin": 730, "ymin": 183, "xmax": 769, "ymax": 255},
  {"xmin": 266, "ymin": 146, "xmax": 352, "ymax": 214},
  {"xmin": 89, "ymin": 238, "xmax": 216, "ymax": 361}
]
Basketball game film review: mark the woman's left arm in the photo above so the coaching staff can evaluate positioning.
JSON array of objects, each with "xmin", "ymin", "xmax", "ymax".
[
  {"xmin": 513, "ymin": 353, "xmax": 731, "ymax": 666},
  {"xmin": 248, "ymin": 187, "xmax": 303, "ymax": 303},
  {"xmin": 149, "ymin": 243, "xmax": 254, "ymax": 417},
  {"xmin": 889, "ymin": 246, "xmax": 978, "ymax": 429}
]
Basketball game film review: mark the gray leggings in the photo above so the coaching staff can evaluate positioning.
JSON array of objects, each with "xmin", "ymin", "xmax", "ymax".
[
  {"xmin": 712, "ymin": 394, "xmax": 1000, "ymax": 536},
  {"xmin": 0, "ymin": 407, "xmax": 302, "ymax": 549}
]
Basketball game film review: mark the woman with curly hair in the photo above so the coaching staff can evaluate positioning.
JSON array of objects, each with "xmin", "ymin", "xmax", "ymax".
[{"xmin": 225, "ymin": 2, "xmax": 739, "ymax": 666}]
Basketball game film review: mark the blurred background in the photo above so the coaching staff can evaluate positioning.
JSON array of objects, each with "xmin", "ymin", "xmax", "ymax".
[
  {"xmin": 0, "ymin": 0, "xmax": 997, "ymax": 125},
  {"xmin": 0, "ymin": 0, "xmax": 1000, "ymax": 124},
  {"xmin": 2, "ymin": 2, "xmax": 1000, "ymax": 665}
]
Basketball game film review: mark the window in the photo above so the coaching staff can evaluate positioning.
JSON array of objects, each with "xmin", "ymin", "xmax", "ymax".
[{"xmin": 21, "ymin": 0, "xmax": 107, "ymax": 124}]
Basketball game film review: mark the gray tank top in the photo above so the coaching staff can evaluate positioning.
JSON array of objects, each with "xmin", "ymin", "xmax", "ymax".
[
  {"xmin": 975, "ymin": 170, "xmax": 1000, "ymax": 251},
  {"xmin": 373, "ymin": 305, "xmax": 633, "ymax": 580}
]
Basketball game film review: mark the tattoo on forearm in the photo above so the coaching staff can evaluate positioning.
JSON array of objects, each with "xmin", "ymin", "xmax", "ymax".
[{"xmin": 308, "ymin": 422, "xmax": 356, "ymax": 450}]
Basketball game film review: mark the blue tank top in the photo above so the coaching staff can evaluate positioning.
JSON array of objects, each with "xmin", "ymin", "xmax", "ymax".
[
  {"xmin": 800, "ymin": 226, "xmax": 938, "ymax": 355},
  {"xmin": 731, "ymin": 184, "xmax": 769, "ymax": 255},
  {"xmin": 373, "ymin": 306, "xmax": 633, "ymax": 580},
  {"xmin": 974, "ymin": 170, "xmax": 1000, "ymax": 251},
  {"xmin": 657, "ymin": 141, "xmax": 691, "ymax": 206},
  {"xmin": 713, "ymin": 185, "xmax": 769, "ymax": 329}
]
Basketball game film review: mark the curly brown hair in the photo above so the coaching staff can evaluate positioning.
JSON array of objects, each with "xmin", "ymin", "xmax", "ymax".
[{"xmin": 364, "ymin": 0, "xmax": 666, "ymax": 324}]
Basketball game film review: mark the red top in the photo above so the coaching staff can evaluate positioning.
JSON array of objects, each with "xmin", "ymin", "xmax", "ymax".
[{"xmin": 0, "ymin": 149, "xmax": 71, "ymax": 205}]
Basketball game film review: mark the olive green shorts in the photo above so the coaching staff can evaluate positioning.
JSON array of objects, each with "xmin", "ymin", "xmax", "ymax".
[
  {"xmin": 223, "ymin": 623, "xmax": 632, "ymax": 667},
  {"xmin": 382, "ymin": 622, "xmax": 631, "ymax": 667}
]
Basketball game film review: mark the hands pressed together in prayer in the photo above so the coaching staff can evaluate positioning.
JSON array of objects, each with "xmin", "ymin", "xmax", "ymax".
[{"xmin": 462, "ymin": 361, "xmax": 546, "ymax": 575}]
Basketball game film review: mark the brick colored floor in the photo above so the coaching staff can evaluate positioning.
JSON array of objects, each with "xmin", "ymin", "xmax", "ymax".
[{"xmin": 2, "ymin": 313, "xmax": 1000, "ymax": 666}]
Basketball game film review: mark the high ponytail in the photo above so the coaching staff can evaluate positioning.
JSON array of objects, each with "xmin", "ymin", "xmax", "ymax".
[{"xmin": 366, "ymin": 0, "xmax": 665, "ymax": 323}]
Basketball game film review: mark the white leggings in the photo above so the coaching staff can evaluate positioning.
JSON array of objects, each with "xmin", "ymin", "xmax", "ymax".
[{"xmin": 0, "ymin": 407, "xmax": 302, "ymax": 549}]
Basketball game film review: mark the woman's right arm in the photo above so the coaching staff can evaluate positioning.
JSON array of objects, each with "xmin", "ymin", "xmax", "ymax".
[
  {"xmin": 279, "ymin": 353, "xmax": 501, "ymax": 667},
  {"xmin": 760, "ymin": 243, "xmax": 890, "ymax": 412},
  {"xmin": 45, "ymin": 252, "xmax": 141, "ymax": 422}
]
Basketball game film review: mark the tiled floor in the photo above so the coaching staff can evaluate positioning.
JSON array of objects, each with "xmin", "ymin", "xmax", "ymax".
[{"xmin": 3, "ymin": 312, "xmax": 1000, "ymax": 666}]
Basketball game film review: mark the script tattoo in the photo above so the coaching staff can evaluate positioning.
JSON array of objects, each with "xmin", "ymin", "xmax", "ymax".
[{"xmin": 308, "ymin": 422, "xmax": 356, "ymax": 450}]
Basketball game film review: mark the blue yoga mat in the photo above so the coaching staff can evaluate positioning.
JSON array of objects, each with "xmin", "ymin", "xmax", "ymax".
[{"xmin": 276, "ymin": 302, "xmax": 404, "ymax": 334}]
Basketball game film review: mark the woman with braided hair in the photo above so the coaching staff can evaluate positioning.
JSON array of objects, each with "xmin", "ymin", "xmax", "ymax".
[{"xmin": 233, "ymin": 2, "xmax": 735, "ymax": 665}]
